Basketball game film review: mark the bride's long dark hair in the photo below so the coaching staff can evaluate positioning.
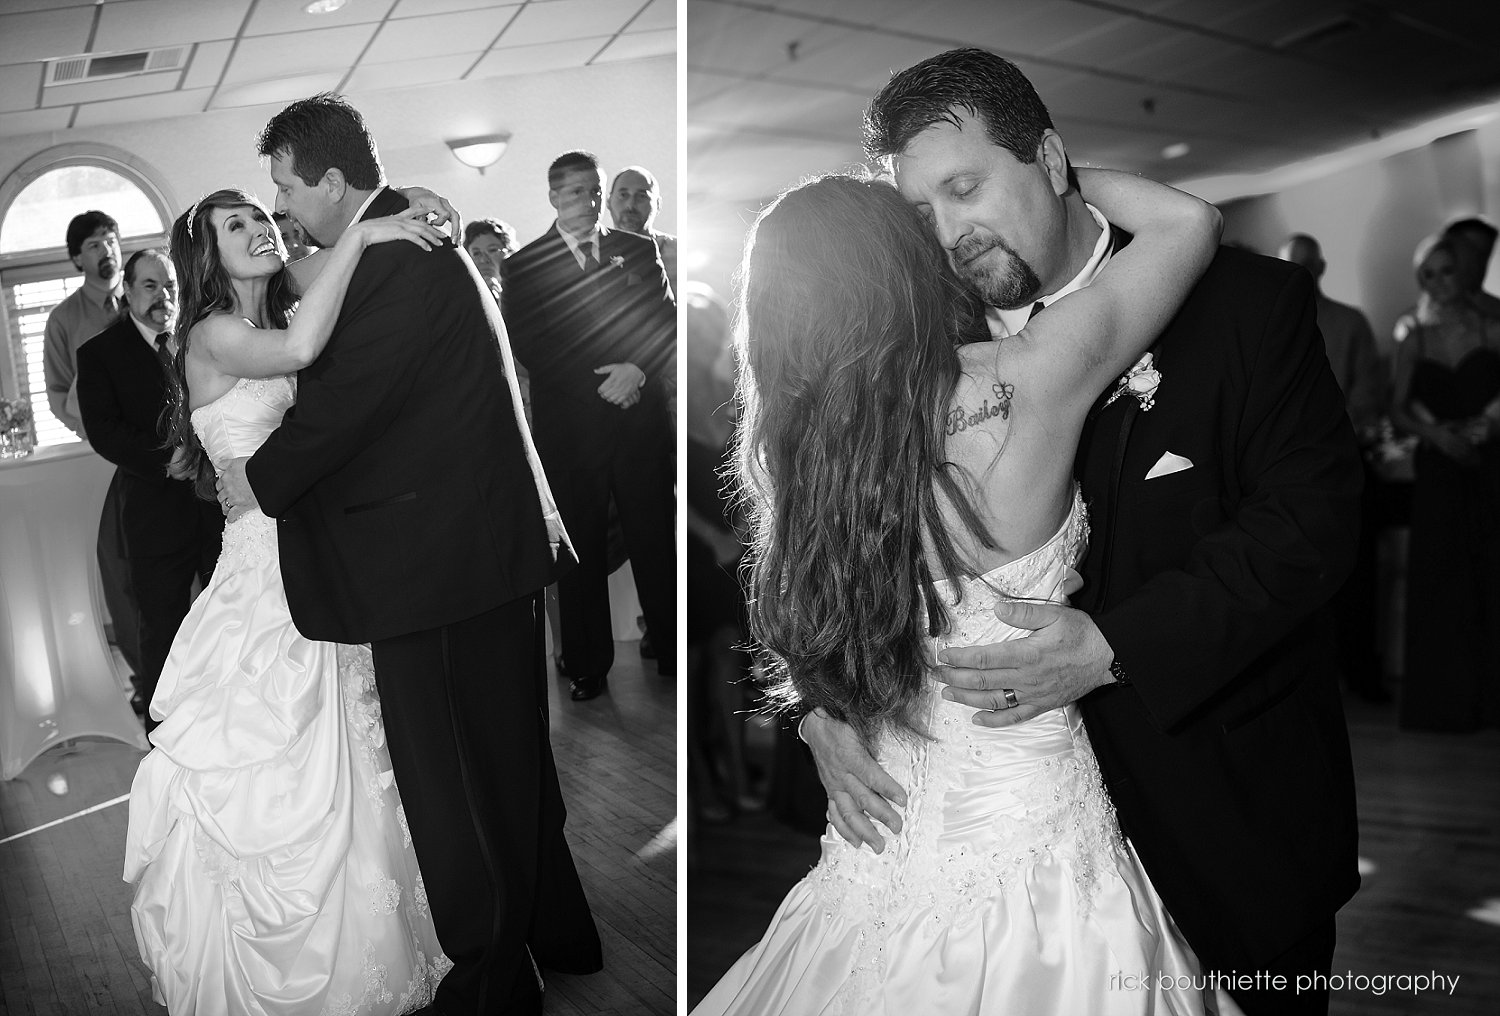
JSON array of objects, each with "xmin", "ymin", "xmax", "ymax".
[
  {"xmin": 735, "ymin": 173, "xmax": 992, "ymax": 744},
  {"xmin": 164, "ymin": 189, "xmax": 298, "ymax": 499}
]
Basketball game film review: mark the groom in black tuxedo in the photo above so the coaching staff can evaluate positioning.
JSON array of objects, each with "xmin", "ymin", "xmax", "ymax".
[
  {"xmin": 217, "ymin": 94, "xmax": 601, "ymax": 1015},
  {"xmin": 805, "ymin": 50, "xmax": 1361, "ymax": 1016},
  {"xmin": 504, "ymin": 151, "xmax": 676, "ymax": 701},
  {"xmin": 75, "ymin": 249, "xmax": 222, "ymax": 733}
]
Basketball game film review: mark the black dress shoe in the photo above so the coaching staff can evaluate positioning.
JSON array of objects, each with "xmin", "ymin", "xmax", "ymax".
[{"xmin": 569, "ymin": 674, "xmax": 607, "ymax": 701}]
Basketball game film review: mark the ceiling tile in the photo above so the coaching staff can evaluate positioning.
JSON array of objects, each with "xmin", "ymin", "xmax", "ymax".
[
  {"xmin": 0, "ymin": 63, "xmax": 43, "ymax": 113},
  {"xmin": 498, "ymin": 0, "xmax": 643, "ymax": 49},
  {"xmin": 0, "ymin": 7, "xmax": 93, "ymax": 65},
  {"xmin": 876, "ymin": 0, "xmax": 1053, "ymax": 47},
  {"xmin": 686, "ymin": 7, "xmax": 847, "ymax": 78},
  {"xmin": 344, "ymin": 52, "xmax": 484, "ymax": 93},
  {"xmin": 41, "ymin": 70, "xmax": 183, "ymax": 108},
  {"xmin": 244, "ymin": 0, "xmax": 398, "ymax": 37},
  {"xmin": 391, "ymin": 0, "xmax": 506, "ymax": 16},
  {"xmin": 693, "ymin": 77, "xmax": 869, "ymax": 142},
  {"xmin": 94, "ymin": 0, "xmax": 252, "ymax": 53},
  {"xmin": 365, "ymin": 6, "xmax": 520, "ymax": 64},
  {"xmin": 219, "ymin": 24, "xmax": 378, "ymax": 85},
  {"xmin": 766, "ymin": 0, "xmax": 937, "ymax": 23},
  {"xmin": 759, "ymin": 30, "xmax": 958, "ymax": 94},
  {"xmin": 210, "ymin": 70, "xmax": 345, "ymax": 109},
  {"xmin": 628, "ymin": 0, "xmax": 675, "ymax": 34},
  {"xmin": 468, "ymin": 38, "xmax": 604, "ymax": 78},
  {"xmin": 0, "ymin": 105, "xmax": 72, "ymax": 138},
  {"xmin": 181, "ymin": 39, "xmax": 234, "ymax": 91},
  {"xmin": 72, "ymin": 86, "xmax": 215, "ymax": 127},
  {"xmin": 0, "ymin": 0, "xmax": 101, "ymax": 12},
  {"xmin": 592, "ymin": 29, "xmax": 674, "ymax": 64}
]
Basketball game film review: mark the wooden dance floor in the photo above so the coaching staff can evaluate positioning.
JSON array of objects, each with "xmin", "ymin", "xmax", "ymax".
[
  {"xmin": 0, "ymin": 642, "xmax": 675, "ymax": 1015},
  {"xmin": 688, "ymin": 695, "xmax": 1500, "ymax": 1014}
]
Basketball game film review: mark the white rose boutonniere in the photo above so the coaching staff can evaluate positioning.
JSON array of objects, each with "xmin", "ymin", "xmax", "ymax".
[
  {"xmin": 608, "ymin": 255, "xmax": 625, "ymax": 270},
  {"xmin": 1103, "ymin": 351, "xmax": 1161, "ymax": 412}
]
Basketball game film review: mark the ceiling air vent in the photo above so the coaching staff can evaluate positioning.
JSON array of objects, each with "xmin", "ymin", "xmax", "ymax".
[{"xmin": 44, "ymin": 47, "xmax": 188, "ymax": 86}]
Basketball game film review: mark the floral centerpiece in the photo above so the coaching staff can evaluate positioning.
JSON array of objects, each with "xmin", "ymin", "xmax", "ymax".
[{"xmin": 0, "ymin": 396, "xmax": 36, "ymax": 458}]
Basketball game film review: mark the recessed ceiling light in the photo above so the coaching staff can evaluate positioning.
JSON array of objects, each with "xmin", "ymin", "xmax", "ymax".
[
  {"xmin": 304, "ymin": 0, "xmax": 348, "ymax": 13},
  {"xmin": 1162, "ymin": 142, "xmax": 1191, "ymax": 160}
]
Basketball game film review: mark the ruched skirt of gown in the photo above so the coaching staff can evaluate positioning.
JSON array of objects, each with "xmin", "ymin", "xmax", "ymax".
[{"xmin": 123, "ymin": 511, "xmax": 447, "ymax": 1015}]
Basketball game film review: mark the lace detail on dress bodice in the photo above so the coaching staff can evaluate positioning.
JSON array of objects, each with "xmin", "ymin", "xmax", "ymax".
[
  {"xmin": 806, "ymin": 488, "xmax": 1127, "ymax": 1013},
  {"xmin": 191, "ymin": 375, "xmax": 295, "ymax": 570}
]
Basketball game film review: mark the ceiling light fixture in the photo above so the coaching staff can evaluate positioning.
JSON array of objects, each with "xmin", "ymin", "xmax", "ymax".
[
  {"xmin": 447, "ymin": 134, "xmax": 511, "ymax": 174},
  {"xmin": 1162, "ymin": 142, "xmax": 1191, "ymax": 160},
  {"xmin": 304, "ymin": 0, "xmax": 348, "ymax": 14}
]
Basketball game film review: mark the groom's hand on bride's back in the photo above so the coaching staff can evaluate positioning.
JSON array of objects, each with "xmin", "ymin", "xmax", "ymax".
[
  {"xmin": 935, "ymin": 602, "xmax": 1115, "ymax": 728},
  {"xmin": 801, "ymin": 709, "xmax": 907, "ymax": 853}
]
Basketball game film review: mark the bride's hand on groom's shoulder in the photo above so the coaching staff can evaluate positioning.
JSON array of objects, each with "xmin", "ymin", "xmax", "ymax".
[
  {"xmin": 350, "ymin": 208, "xmax": 448, "ymax": 252},
  {"xmin": 398, "ymin": 186, "xmax": 462, "ymax": 241},
  {"xmin": 801, "ymin": 709, "xmax": 907, "ymax": 853},
  {"xmin": 936, "ymin": 602, "xmax": 1116, "ymax": 728}
]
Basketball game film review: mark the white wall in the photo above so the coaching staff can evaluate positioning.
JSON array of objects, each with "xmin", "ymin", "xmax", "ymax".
[{"xmin": 0, "ymin": 55, "xmax": 675, "ymax": 247}]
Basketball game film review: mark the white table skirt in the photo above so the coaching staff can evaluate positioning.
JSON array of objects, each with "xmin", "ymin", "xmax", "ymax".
[{"xmin": 0, "ymin": 443, "xmax": 146, "ymax": 780}]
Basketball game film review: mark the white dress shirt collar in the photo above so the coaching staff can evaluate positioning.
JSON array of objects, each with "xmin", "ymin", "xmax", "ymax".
[
  {"xmin": 349, "ymin": 186, "xmax": 387, "ymax": 228},
  {"xmin": 987, "ymin": 203, "xmax": 1112, "ymax": 339},
  {"xmin": 129, "ymin": 311, "xmax": 170, "ymax": 355},
  {"xmin": 557, "ymin": 221, "xmax": 604, "ymax": 270}
]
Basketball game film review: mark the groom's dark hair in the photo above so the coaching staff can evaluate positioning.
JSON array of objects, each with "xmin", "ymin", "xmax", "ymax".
[
  {"xmin": 257, "ymin": 92, "xmax": 384, "ymax": 191},
  {"xmin": 864, "ymin": 48, "xmax": 1077, "ymax": 189}
]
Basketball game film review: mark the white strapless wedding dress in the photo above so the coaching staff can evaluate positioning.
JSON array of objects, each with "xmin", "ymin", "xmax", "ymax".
[
  {"xmin": 694, "ymin": 491, "xmax": 1212, "ymax": 1016},
  {"xmin": 123, "ymin": 375, "xmax": 448, "ymax": 1015}
]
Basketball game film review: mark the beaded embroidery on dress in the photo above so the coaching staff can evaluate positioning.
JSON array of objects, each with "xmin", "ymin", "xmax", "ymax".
[
  {"xmin": 124, "ymin": 374, "xmax": 447, "ymax": 1015},
  {"xmin": 693, "ymin": 488, "xmax": 1213, "ymax": 1016}
]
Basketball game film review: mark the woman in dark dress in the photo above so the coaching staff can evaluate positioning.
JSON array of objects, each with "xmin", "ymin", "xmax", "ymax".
[{"xmin": 1392, "ymin": 235, "xmax": 1500, "ymax": 731}]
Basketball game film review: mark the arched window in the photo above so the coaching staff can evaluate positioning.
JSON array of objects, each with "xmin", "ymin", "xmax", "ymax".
[{"xmin": 0, "ymin": 147, "xmax": 173, "ymax": 448}]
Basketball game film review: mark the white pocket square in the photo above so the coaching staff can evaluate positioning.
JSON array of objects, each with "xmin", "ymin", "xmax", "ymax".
[{"xmin": 1146, "ymin": 451, "xmax": 1193, "ymax": 479}]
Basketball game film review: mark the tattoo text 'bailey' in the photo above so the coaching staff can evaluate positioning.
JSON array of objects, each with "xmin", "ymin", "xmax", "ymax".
[{"xmin": 947, "ymin": 382, "xmax": 1015, "ymax": 436}]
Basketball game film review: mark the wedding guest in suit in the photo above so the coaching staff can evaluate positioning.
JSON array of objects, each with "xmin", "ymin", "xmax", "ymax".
[
  {"xmin": 74, "ymin": 249, "xmax": 223, "ymax": 733},
  {"xmin": 1391, "ymin": 235, "xmax": 1500, "ymax": 731},
  {"xmin": 44, "ymin": 210, "xmax": 144, "ymax": 699},
  {"xmin": 609, "ymin": 165, "xmax": 676, "ymax": 287},
  {"xmin": 1279, "ymin": 232, "xmax": 1389, "ymax": 700},
  {"xmin": 506, "ymin": 150, "xmax": 676, "ymax": 700},
  {"xmin": 804, "ymin": 48, "xmax": 1361, "ymax": 1016}
]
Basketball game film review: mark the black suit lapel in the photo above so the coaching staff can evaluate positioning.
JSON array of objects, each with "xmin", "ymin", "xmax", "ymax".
[{"xmin": 1078, "ymin": 223, "xmax": 1149, "ymax": 610}]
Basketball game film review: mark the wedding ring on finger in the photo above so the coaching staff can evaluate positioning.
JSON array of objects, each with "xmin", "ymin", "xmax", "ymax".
[{"xmin": 1002, "ymin": 688, "xmax": 1019, "ymax": 710}]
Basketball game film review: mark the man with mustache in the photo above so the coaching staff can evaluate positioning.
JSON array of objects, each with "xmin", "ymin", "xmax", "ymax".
[{"xmin": 76, "ymin": 249, "xmax": 223, "ymax": 733}]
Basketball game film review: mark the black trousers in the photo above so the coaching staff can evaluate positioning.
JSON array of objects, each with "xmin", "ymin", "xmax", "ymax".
[
  {"xmin": 129, "ymin": 537, "xmax": 217, "ymax": 720},
  {"xmin": 1222, "ymin": 919, "xmax": 1338, "ymax": 1016},
  {"xmin": 97, "ymin": 477, "xmax": 142, "ymax": 677},
  {"xmin": 372, "ymin": 597, "xmax": 601, "ymax": 1015},
  {"xmin": 550, "ymin": 443, "xmax": 676, "ymax": 682}
]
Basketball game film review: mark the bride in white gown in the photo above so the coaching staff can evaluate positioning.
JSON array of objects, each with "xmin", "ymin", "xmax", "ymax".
[
  {"xmin": 695, "ymin": 169, "xmax": 1222, "ymax": 1015},
  {"xmin": 123, "ymin": 188, "xmax": 451, "ymax": 1015}
]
